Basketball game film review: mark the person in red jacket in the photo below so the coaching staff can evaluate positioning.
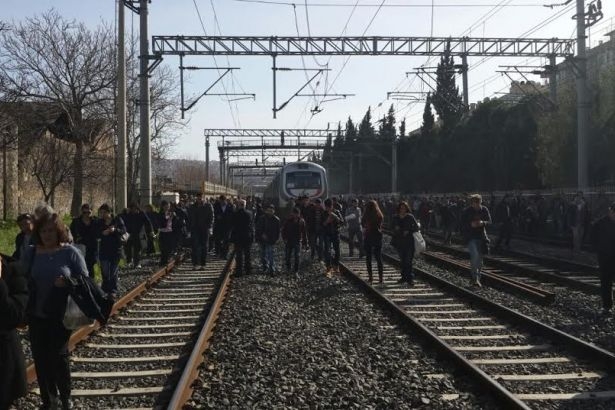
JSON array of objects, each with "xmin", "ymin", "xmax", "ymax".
[{"xmin": 282, "ymin": 207, "xmax": 308, "ymax": 278}]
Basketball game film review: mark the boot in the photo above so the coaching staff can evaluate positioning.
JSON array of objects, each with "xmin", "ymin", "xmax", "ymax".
[
  {"xmin": 367, "ymin": 267, "xmax": 373, "ymax": 284},
  {"xmin": 378, "ymin": 268, "xmax": 384, "ymax": 285}
]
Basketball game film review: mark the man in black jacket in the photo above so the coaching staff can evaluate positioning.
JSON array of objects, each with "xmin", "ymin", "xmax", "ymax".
[
  {"xmin": 591, "ymin": 203, "xmax": 615, "ymax": 315},
  {"xmin": 255, "ymin": 204, "xmax": 280, "ymax": 274},
  {"xmin": 188, "ymin": 193, "xmax": 215, "ymax": 270},
  {"xmin": 13, "ymin": 213, "xmax": 33, "ymax": 262},
  {"xmin": 69, "ymin": 204, "xmax": 99, "ymax": 276},
  {"xmin": 214, "ymin": 195, "xmax": 234, "ymax": 258},
  {"xmin": 122, "ymin": 203, "xmax": 153, "ymax": 269},
  {"xmin": 230, "ymin": 199, "xmax": 253, "ymax": 276}
]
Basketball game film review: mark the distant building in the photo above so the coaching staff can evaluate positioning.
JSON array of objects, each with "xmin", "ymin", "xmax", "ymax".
[{"xmin": 557, "ymin": 30, "xmax": 615, "ymax": 85}]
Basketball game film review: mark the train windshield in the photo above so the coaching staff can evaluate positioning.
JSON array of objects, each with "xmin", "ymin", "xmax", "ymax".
[{"xmin": 286, "ymin": 172, "xmax": 321, "ymax": 190}]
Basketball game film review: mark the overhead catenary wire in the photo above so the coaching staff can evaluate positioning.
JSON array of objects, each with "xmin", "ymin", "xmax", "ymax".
[
  {"xmin": 192, "ymin": 0, "xmax": 240, "ymax": 128},
  {"xmin": 231, "ymin": 0, "xmax": 551, "ymax": 8}
]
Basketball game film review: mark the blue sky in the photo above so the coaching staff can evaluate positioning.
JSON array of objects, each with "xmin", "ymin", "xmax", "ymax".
[{"xmin": 4, "ymin": 0, "xmax": 615, "ymax": 161}]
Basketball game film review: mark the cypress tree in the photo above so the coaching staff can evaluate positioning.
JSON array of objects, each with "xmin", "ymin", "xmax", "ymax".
[
  {"xmin": 357, "ymin": 106, "xmax": 375, "ymax": 140},
  {"xmin": 421, "ymin": 94, "xmax": 435, "ymax": 136},
  {"xmin": 399, "ymin": 119, "xmax": 406, "ymax": 139},
  {"xmin": 433, "ymin": 41, "xmax": 463, "ymax": 131}
]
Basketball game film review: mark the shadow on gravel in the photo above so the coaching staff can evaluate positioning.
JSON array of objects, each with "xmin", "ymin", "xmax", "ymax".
[{"xmin": 301, "ymin": 282, "xmax": 355, "ymax": 308}]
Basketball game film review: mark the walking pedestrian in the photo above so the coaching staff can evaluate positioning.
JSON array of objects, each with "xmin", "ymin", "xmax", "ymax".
[
  {"xmin": 305, "ymin": 198, "xmax": 324, "ymax": 261},
  {"xmin": 69, "ymin": 204, "xmax": 99, "ymax": 276},
  {"xmin": 97, "ymin": 204, "xmax": 127, "ymax": 297},
  {"xmin": 230, "ymin": 199, "xmax": 253, "ymax": 276},
  {"xmin": 362, "ymin": 200, "xmax": 384, "ymax": 285},
  {"xmin": 461, "ymin": 194, "xmax": 492, "ymax": 287},
  {"xmin": 144, "ymin": 204, "xmax": 158, "ymax": 256},
  {"xmin": 122, "ymin": 203, "xmax": 153, "ymax": 269},
  {"xmin": 391, "ymin": 201, "xmax": 420, "ymax": 286},
  {"xmin": 591, "ymin": 203, "xmax": 615, "ymax": 315},
  {"xmin": 157, "ymin": 200, "xmax": 178, "ymax": 266},
  {"xmin": 0, "ymin": 256, "xmax": 28, "ymax": 410},
  {"xmin": 281, "ymin": 207, "xmax": 308, "ymax": 277},
  {"xmin": 345, "ymin": 198, "xmax": 364, "ymax": 258},
  {"xmin": 188, "ymin": 193, "xmax": 215, "ymax": 270},
  {"xmin": 27, "ymin": 213, "xmax": 89, "ymax": 410},
  {"xmin": 13, "ymin": 213, "xmax": 34, "ymax": 262},
  {"xmin": 214, "ymin": 195, "xmax": 234, "ymax": 258},
  {"xmin": 255, "ymin": 204, "xmax": 280, "ymax": 275},
  {"xmin": 569, "ymin": 192, "xmax": 589, "ymax": 254},
  {"xmin": 322, "ymin": 198, "xmax": 343, "ymax": 277}
]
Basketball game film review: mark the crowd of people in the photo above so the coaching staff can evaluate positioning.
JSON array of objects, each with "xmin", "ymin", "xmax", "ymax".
[{"xmin": 1, "ymin": 189, "xmax": 614, "ymax": 409}]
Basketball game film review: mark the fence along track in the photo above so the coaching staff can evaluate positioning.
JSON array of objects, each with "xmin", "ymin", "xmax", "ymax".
[{"xmin": 339, "ymin": 240, "xmax": 615, "ymax": 409}]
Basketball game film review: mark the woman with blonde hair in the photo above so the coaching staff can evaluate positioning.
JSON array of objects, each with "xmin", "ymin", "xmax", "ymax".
[{"xmin": 361, "ymin": 200, "xmax": 384, "ymax": 284}]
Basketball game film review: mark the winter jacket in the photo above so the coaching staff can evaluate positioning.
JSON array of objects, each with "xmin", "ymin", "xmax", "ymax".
[
  {"xmin": 345, "ymin": 206, "xmax": 362, "ymax": 231},
  {"xmin": 282, "ymin": 215, "xmax": 307, "ymax": 246},
  {"xmin": 255, "ymin": 214, "xmax": 281, "ymax": 245},
  {"xmin": 391, "ymin": 213, "xmax": 419, "ymax": 251},
  {"xmin": 321, "ymin": 209, "xmax": 343, "ymax": 237},
  {"xmin": 122, "ymin": 211, "xmax": 153, "ymax": 236},
  {"xmin": 70, "ymin": 216, "xmax": 100, "ymax": 254},
  {"xmin": 230, "ymin": 208, "xmax": 254, "ymax": 246},
  {"xmin": 98, "ymin": 216, "xmax": 127, "ymax": 260},
  {"xmin": 188, "ymin": 202, "xmax": 215, "ymax": 233},
  {"xmin": 460, "ymin": 206, "xmax": 492, "ymax": 242}
]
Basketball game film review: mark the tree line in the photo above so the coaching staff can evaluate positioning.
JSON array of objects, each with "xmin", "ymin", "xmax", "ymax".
[{"xmin": 323, "ymin": 43, "xmax": 615, "ymax": 195}]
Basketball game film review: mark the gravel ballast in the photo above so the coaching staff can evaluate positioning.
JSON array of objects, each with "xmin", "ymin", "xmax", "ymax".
[{"xmin": 188, "ymin": 251, "xmax": 499, "ymax": 409}]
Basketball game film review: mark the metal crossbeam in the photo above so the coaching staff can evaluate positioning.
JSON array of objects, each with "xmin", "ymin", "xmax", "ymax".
[
  {"xmin": 228, "ymin": 162, "xmax": 284, "ymax": 169},
  {"xmin": 205, "ymin": 129, "xmax": 332, "ymax": 138},
  {"xmin": 153, "ymin": 36, "xmax": 575, "ymax": 57},
  {"xmin": 218, "ymin": 139, "xmax": 327, "ymax": 149}
]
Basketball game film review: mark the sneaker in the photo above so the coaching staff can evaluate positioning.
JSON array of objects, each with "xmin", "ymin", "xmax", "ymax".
[
  {"xmin": 325, "ymin": 268, "xmax": 333, "ymax": 278},
  {"xmin": 127, "ymin": 263, "xmax": 134, "ymax": 269},
  {"xmin": 473, "ymin": 278, "xmax": 482, "ymax": 288},
  {"xmin": 135, "ymin": 264, "xmax": 142, "ymax": 269},
  {"xmin": 295, "ymin": 271, "xmax": 300, "ymax": 279},
  {"xmin": 333, "ymin": 266, "xmax": 340, "ymax": 274}
]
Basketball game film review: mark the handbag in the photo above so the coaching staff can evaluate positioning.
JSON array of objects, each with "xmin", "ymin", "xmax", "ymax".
[
  {"xmin": 63, "ymin": 295, "xmax": 95, "ymax": 330},
  {"xmin": 413, "ymin": 231, "xmax": 426, "ymax": 257}
]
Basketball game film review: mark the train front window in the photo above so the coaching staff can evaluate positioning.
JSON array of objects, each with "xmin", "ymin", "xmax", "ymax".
[{"xmin": 286, "ymin": 172, "xmax": 321, "ymax": 190}]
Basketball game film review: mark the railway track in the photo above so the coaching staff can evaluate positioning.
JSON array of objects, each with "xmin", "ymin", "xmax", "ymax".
[
  {"xmin": 423, "ymin": 235, "xmax": 601, "ymax": 294},
  {"xmin": 27, "ymin": 255, "xmax": 233, "ymax": 410},
  {"xmin": 339, "ymin": 240, "xmax": 615, "ymax": 409},
  {"xmin": 376, "ymin": 230, "xmax": 556, "ymax": 304}
]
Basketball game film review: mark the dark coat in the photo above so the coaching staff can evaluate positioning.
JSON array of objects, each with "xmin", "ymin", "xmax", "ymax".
[
  {"xmin": 255, "ymin": 214, "xmax": 281, "ymax": 245},
  {"xmin": 70, "ymin": 216, "xmax": 100, "ymax": 253},
  {"xmin": 12, "ymin": 232, "xmax": 33, "ymax": 261},
  {"xmin": 591, "ymin": 215, "xmax": 615, "ymax": 262},
  {"xmin": 391, "ymin": 213, "xmax": 419, "ymax": 251},
  {"xmin": 214, "ymin": 202, "xmax": 234, "ymax": 235},
  {"xmin": 0, "ymin": 259, "xmax": 28, "ymax": 409},
  {"xmin": 230, "ymin": 208, "xmax": 254, "ymax": 246},
  {"xmin": 321, "ymin": 209, "xmax": 343, "ymax": 237},
  {"xmin": 98, "ymin": 216, "xmax": 127, "ymax": 260},
  {"xmin": 122, "ymin": 211, "xmax": 153, "ymax": 236},
  {"xmin": 460, "ymin": 206, "xmax": 492, "ymax": 242},
  {"xmin": 64, "ymin": 274, "xmax": 113, "ymax": 324},
  {"xmin": 188, "ymin": 202, "xmax": 215, "ymax": 233},
  {"xmin": 282, "ymin": 215, "xmax": 307, "ymax": 246}
]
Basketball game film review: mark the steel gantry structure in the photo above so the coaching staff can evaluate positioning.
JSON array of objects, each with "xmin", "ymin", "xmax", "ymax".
[
  {"xmin": 152, "ymin": 35, "xmax": 575, "ymax": 113},
  {"xmin": 205, "ymin": 129, "xmax": 332, "ymax": 186}
]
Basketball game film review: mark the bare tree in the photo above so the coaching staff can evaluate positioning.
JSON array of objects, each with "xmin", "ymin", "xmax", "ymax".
[
  {"xmin": 27, "ymin": 132, "xmax": 75, "ymax": 205},
  {"xmin": 0, "ymin": 10, "xmax": 116, "ymax": 215}
]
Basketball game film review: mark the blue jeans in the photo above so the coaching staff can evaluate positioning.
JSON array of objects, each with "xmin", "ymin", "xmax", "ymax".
[
  {"xmin": 467, "ymin": 239, "xmax": 483, "ymax": 281},
  {"xmin": 260, "ymin": 243, "xmax": 275, "ymax": 273},
  {"xmin": 100, "ymin": 258, "xmax": 120, "ymax": 294}
]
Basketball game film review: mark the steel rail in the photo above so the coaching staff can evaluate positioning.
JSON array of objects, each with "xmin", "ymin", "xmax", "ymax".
[
  {"xmin": 427, "ymin": 240, "xmax": 599, "ymax": 294},
  {"xmin": 338, "ymin": 261, "xmax": 530, "ymax": 409},
  {"xmin": 25, "ymin": 256, "xmax": 181, "ymax": 384},
  {"xmin": 167, "ymin": 252, "xmax": 235, "ymax": 410},
  {"xmin": 379, "ymin": 230, "xmax": 555, "ymax": 304},
  {"xmin": 379, "ymin": 250, "xmax": 615, "ymax": 368}
]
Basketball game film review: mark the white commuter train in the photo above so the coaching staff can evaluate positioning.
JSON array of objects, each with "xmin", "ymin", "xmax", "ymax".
[{"xmin": 263, "ymin": 162, "xmax": 328, "ymax": 208}]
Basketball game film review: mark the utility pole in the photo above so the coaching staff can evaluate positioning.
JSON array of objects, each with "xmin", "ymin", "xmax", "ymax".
[
  {"xmin": 576, "ymin": 0, "xmax": 591, "ymax": 190},
  {"xmin": 391, "ymin": 140, "xmax": 398, "ymax": 193},
  {"xmin": 461, "ymin": 54, "xmax": 469, "ymax": 108},
  {"xmin": 116, "ymin": 0, "xmax": 127, "ymax": 210},
  {"xmin": 138, "ymin": 0, "xmax": 152, "ymax": 204}
]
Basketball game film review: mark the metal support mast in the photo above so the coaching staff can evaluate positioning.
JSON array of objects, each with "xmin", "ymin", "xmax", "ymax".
[
  {"xmin": 391, "ymin": 140, "xmax": 398, "ymax": 193},
  {"xmin": 138, "ymin": 0, "xmax": 151, "ymax": 205},
  {"xmin": 548, "ymin": 55, "xmax": 558, "ymax": 102},
  {"xmin": 576, "ymin": 0, "xmax": 590, "ymax": 190},
  {"xmin": 116, "ymin": 0, "xmax": 127, "ymax": 210},
  {"xmin": 461, "ymin": 54, "xmax": 469, "ymax": 108},
  {"xmin": 205, "ymin": 135, "xmax": 210, "ymax": 181}
]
